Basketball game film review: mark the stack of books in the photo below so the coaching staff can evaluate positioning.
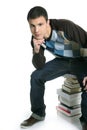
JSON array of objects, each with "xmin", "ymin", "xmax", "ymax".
[{"xmin": 56, "ymin": 77, "xmax": 82, "ymax": 117}]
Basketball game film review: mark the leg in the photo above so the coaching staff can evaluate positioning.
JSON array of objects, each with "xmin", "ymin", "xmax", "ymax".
[
  {"xmin": 76, "ymin": 76, "xmax": 87, "ymax": 130},
  {"xmin": 30, "ymin": 58, "xmax": 70, "ymax": 118},
  {"xmin": 76, "ymin": 76, "xmax": 87, "ymax": 122},
  {"xmin": 69, "ymin": 59, "xmax": 87, "ymax": 130},
  {"xmin": 20, "ymin": 58, "xmax": 70, "ymax": 128}
]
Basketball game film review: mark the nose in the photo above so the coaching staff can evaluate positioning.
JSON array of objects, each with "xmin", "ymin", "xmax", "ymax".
[{"xmin": 35, "ymin": 26, "xmax": 39, "ymax": 32}]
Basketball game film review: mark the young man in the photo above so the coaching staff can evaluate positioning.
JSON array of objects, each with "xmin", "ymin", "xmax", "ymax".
[{"xmin": 20, "ymin": 6, "xmax": 87, "ymax": 130}]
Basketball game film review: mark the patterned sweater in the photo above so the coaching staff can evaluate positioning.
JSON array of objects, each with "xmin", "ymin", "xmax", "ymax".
[
  {"xmin": 31, "ymin": 19, "xmax": 87, "ymax": 69},
  {"xmin": 45, "ymin": 30, "xmax": 81, "ymax": 58}
]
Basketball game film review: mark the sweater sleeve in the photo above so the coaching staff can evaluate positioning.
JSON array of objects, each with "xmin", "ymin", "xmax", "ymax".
[
  {"xmin": 64, "ymin": 20, "xmax": 87, "ymax": 48},
  {"xmin": 31, "ymin": 38, "xmax": 46, "ymax": 69},
  {"xmin": 32, "ymin": 47, "xmax": 46, "ymax": 69}
]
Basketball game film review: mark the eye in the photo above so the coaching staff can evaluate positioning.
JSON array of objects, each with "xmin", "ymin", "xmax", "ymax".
[
  {"xmin": 30, "ymin": 24, "xmax": 35, "ymax": 28},
  {"xmin": 38, "ymin": 23, "xmax": 43, "ymax": 26}
]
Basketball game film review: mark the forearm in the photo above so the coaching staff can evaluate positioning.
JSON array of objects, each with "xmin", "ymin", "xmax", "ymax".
[{"xmin": 32, "ymin": 48, "xmax": 46, "ymax": 69}]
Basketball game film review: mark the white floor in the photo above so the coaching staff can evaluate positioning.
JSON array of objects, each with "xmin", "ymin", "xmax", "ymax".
[{"xmin": 0, "ymin": 77, "xmax": 82, "ymax": 130}]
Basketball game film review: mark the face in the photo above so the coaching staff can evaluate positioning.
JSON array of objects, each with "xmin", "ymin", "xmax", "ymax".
[{"xmin": 29, "ymin": 16, "xmax": 49, "ymax": 40}]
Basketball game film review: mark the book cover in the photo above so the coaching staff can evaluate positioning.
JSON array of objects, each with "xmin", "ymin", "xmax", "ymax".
[
  {"xmin": 64, "ymin": 77, "xmax": 79, "ymax": 84},
  {"xmin": 56, "ymin": 104, "xmax": 81, "ymax": 116},
  {"xmin": 57, "ymin": 88, "xmax": 81, "ymax": 100},
  {"xmin": 58, "ymin": 95, "xmax": 81, "ymax": 107},
  {"xmin": 62, "ymin": 84, "xmax": 81, "ymax": 94},
  {"xmin": 64, "ymin": 80, "xmax": 80, "ymax": 88},
  {"xmin": 64, "ymin": 78, "xmax": 80, "ymax": 88}
]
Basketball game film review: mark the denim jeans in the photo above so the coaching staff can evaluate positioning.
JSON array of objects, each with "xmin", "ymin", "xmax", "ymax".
[{"xmin": 30, "ymin": 57, "xmax": 87, "ymax": 122}]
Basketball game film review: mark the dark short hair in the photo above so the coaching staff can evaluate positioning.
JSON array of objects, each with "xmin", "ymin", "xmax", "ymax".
[{"xmin": 27, "ymin": 6, "xmax": 48, "ymax": 21}]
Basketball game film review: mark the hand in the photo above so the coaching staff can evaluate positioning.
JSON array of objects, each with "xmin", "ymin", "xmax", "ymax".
[
  {"xmin": 33, "ymin": 38, "xmax": 45, "ymax": 53},
  {"xmin": 83, "ymin": 76, "xmax": 87, "ymax": 91}
]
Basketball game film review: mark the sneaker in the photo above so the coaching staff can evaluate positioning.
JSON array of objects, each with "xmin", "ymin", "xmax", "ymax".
[{"xmin": 20, "ymin": 116, "xmax": 41, "ymax": 128}]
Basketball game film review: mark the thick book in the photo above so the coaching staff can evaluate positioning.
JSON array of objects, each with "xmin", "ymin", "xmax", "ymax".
[
  {"xmin": 62, "ymin": 84, "xmax": 81, "ymax": 94},
  {"xmin": 56, "ymin": 103, "xmax": 81, "ymax": 116},
  {"xmin": 64, "ymin": 74, "xmax": 77, "ymax": 79},
  {"xmin": 64, "ymin": 80, "xmax": 80, "ymax": 88},
  {"xmin": 64, "ymin": 77, "xmax": 79, "ymax": 83},
  {"xmin": 57, "ymin": 88, "xmax": 81, "ymax": 100},
  {"xmin": 58, "ymin": 95, "xmax": 81, "ymax": 107},
  {"xmin": 64, "ymin": 82, "xmax": 80, "ymax": 88}
]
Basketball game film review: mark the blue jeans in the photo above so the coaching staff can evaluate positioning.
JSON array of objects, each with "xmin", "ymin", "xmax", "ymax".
[{"xmin": 30, "ymin": 58, "xmax": 87, "ymax": 122}]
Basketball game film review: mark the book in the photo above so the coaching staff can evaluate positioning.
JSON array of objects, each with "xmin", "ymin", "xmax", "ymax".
[
  {"xmin": 58, "ymin": 95, "xmax": 81, "ymax": 107},
  {"xmin": 64, "ymin": 81, "xmax": 80, "ymax": 88},
  {"xmin": 64, "ymin": 74, "xmax": 77, "ymax": 79},
  {"xmin": 62, "ymin": 84, "xmax": 81, "ymax": 94},
  {"xmin": 64, "ymin": 79, "xmax": 80, "ymax": 88},
  {"xmin": 56, "ymin": 110, "xmax": 81, "ymax": 122},
  {"xmin": 57, "ymin": 88, "xmax": 81, "ymax": 100},
  {"xmin": 56, "ymin": 103, "xmax": 81, "ymax": 116},
  {"xmin": 64, "ymin": 77, "xmax": 79, "ymax": 83}
]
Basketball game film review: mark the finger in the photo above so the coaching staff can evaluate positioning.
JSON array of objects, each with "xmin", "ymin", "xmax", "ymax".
[
  {"xmin": 84, "ymin": 85, "xmax": 87, "ymax": 91},
  {"xmin": 83, "ymin": 77, "xmax": 87, "ymax": 86},
  {"xmin": 83, "ymin": 79, "xmax": 85, "ymax": 86}
]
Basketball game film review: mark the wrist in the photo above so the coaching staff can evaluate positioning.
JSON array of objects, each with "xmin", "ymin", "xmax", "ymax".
[{"xmin": 33, "ymin": 48, "xmax": 40, "ymax": 53}]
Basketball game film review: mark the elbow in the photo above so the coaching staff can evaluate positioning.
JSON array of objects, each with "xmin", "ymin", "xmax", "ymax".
[{"xmin": 33, "ymin": 62, "xmax": 45, "ymax": 69}]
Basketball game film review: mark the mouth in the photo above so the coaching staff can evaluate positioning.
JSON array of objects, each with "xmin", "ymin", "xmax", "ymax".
[
  {"xmin": 34, "ymin": 34, "xmax": 43, "ymax": 39},
  {"xmin": 35, "ymin": 33, "xmax": 40, "ymax": 37}
]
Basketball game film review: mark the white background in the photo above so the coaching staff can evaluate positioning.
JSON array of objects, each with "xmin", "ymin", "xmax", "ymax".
[{"xmin": 0, "ymin": 0, "xmax": 87, "ymax": 130}]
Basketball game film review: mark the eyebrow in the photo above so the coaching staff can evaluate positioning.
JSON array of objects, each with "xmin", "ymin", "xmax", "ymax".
[{"xmin": 30, "ymin": 22, "xmax": 44, "ymax": 27}]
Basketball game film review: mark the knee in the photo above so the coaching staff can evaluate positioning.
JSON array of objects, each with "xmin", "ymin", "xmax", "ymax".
[
  {"xmin": 31, "ymin": 69, "xmax": 43, "ymax": 80},
  {"xmin": 31, "ymin": 70, "xmax": 39, "ymax": 79},
  {"xmin": 31, "ymin": 69, "xmax": 45, "ymax": 82}
]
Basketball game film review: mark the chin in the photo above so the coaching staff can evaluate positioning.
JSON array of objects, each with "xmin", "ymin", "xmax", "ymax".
[
  {"xmin": 34, "ymin": 35, "xmax": 44, "ymax": 40},
  {"xmin": 36, "ymin": 37, "xmax": 43, "ymax": 40}
]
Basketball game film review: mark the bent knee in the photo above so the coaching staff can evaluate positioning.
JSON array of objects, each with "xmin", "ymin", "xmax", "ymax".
[
  {"xmin": 31, "ymin": 70, "xmax": 41, "ymax": 79},
  {"xmin": 31, "ymin": 69, "xmax": 45, "ymax": 81}
]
